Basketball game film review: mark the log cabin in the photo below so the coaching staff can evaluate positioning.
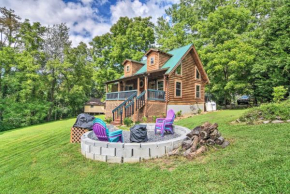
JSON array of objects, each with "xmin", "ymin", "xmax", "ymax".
[{"xmin": 105, "ymin": 44, "xmax": 210, "ymax": 125}]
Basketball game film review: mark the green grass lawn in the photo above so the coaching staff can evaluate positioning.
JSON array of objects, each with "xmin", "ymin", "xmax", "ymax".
[{"xmin": 1, "ymin": 110, "xmax": 289, "ymax": 193}]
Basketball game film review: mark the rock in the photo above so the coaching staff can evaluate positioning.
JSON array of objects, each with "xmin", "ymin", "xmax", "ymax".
[
  {"xmin": 276, "ymin": 116, "xmax": 281, "ymax": 120},
  {"xmin": 263, "ymin": 121, "xmax": 270, "ymax": 124},
  {"xmin": 236, "ymin": 119, "xmax": 240, "ymax": 123},
  {"xmin": 259, "ymin": 117, "xmax": 264, "ymax": 120},
  {"xmin": 271, "ymin": 120, "xmax": 284, "ymax": 124},
  {"xmin": 287, "ymin": 120, "xmax": 290, "ymax": 123},
  {"xmin": 221, "ymin": 141, "xmax": 230, "ymax": 148}
]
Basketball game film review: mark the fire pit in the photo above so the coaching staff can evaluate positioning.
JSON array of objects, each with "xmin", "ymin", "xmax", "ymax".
[{"xmin": 81, "ymin": 123, "xmax": 190, "ymax": 163}]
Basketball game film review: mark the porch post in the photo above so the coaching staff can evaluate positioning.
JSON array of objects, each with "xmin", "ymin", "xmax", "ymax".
[
  {"xmin": 144, "ymin": 75, "xmax": 148, "ymax": 117},
  {"xmin": 118, "ymin": 82, "xmax": 121, "ymax": 92},
  {"xmin": 106, "ymin": 84, "xmax": 108, "ymax": 93},
  {"xmin": 144, "ymin": 75, "xmax": 148, "ymax": 100},
  {"xmin": 137, "ymin": 77, "xmax": 140, "ymax": 95},
  {"xmin": 163, "ymin": 75, "xmax": 167, "ymax": 101}
]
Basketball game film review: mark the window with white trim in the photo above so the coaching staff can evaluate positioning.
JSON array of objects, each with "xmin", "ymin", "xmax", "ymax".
[
  {"xmin": 175, "ymin": 81, "xmax": 182, "ymax": 97},
  {"xmin": 126, "ymin": 65, "xmax": 130, "ymax": 72},
  {"xmin": 196, "ymin": 84, "xmax": 201, "ymax": 98}
]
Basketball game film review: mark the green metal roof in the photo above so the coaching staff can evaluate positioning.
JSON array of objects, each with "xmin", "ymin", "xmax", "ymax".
[
  {"xmin": 119, "ymin": 44, "xmax": 192, "ymax": 78},
  {"xmin": 162, "ymin": 44, "xmax": 193, "ymax": 74}
]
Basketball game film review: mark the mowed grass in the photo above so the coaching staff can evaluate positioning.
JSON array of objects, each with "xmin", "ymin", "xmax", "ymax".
[{"xmin": 0, "ymin": 111, "xmax": 289, "ymax": 193}]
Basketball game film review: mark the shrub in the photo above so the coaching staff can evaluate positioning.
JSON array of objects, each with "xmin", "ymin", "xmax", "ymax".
[
  {"xmin": 198, "ymin": 108, "xmax": 202, "ymax": 114},
  {"xmin": 273, "ymin": 86, "xmax": 287, "ymax": 102},
  {"xmin": 152, "ymin": 115, "xmax": 157, "ymax": 122},
  {"xmin": 142, "ymin": 116, "xmax": 147, "ymax": 123},
  {"xmin": 162, "ymin": 113, "xmax": 166, "ymax": 118},
  {"xmin": 135, "ymin": 121, "xmax": 140, "ymax": 124},
  {"xmin": 124, "ymin": 117, "xmax": 133, "ymax": 127},
  {"xmin": 239, "ymin": 99, "xmax": 290, "ymax": 123},
  {"xmin": 105, "ymin": 117, "xmax": 112, "ymax": 124},
  {"xmin": 177, "ymin": 110, "xmax": 182, "ymax": 117}
]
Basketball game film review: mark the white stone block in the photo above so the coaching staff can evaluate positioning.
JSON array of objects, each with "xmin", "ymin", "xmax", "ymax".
[
  {"xmin": 123, "ymin": 157, "xmax": 140, "ymax": 163},
  {"xmin": 108, "ymin": 142, "xmax": 124, "ymax": 148},
  {"xmin": 107, "ymin": 156, "xmax": 122, "ymax": 163},
  {"xmin": 141, "ymin": 142, "xmax": 158, "ymax": 149},
  {"xmin": 102, "ymin": 147, "xmax": 115, "ymax": 156},
  {"xmin": 94, "ymin": 141, "xmax": 108, "ymax": 147},
  {"xmin": 86, "ymin": 152, "xmax": 94, "ymax": 160},
  {"xmin": 133, "ymin": 148, "xmax": 150, "ymax": 158},
  {"xmin": 90, "ymin": 146, "xmax": 101, "ymax": 154},
  {"xmin": 151, "ymin": 147, "xmax": 166, "ymax": 158},
  {"xmin": 94, "ymin": 155, "xmax": 107, "ymax": 162},
  {"xmin": 115, "ymin": 148, "xmax": 125, "ymax": 157}
]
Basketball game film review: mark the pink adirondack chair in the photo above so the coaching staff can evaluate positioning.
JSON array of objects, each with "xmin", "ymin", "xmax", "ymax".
[
  {"xmin": 155, "ymin": 109, "xmax": 175, "ymax": 137},
  {"xmin": 92, "ymin": 123, "xmax": 123, "ymax": 143}
]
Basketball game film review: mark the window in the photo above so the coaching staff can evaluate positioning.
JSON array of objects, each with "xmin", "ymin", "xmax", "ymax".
[
  {"xmin": 157, "ymin": 80, "xmax": 164, "ymax": 91},
  {"xmin": 126, "ymin": 65, "xmax": 130, "ymax": 72},
  {"xmin": 90, "ymin": 105, "xmax": 94, "ymax": 108},
  {"xmin": 196, "ymin": 68, "xmax": 200, "ymax": 79},
  {"xmin": 140, "ymin": 80, "xmax": 144, "ymax": 88},
  {"xmin": 175, "ymin": 64, "xmax": 182, "ymax": 75},
  {"xmin": 150, "ymin": 57, "xmax": 154, "ymax": 65},
  {"xmin": 196, "ymin": 84, "xmax": 201, "ymax": 98},
  {"xmin": 125, "ymin": 84, "xmax": 133, "ymax": 90},
  {"xmin": 175, "ymin": 81, "xmax": 182, "ymax": 97}
]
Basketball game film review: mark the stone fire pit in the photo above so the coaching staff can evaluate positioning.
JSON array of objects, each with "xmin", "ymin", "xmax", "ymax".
[{"xmin": 81, "ymin": 123, "xmax": 190, "ymax": 163}]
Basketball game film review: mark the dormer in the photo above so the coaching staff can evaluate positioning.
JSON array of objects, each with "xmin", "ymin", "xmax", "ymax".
[
  {"xmin": 145, "ymin": 49, "xmax": 172, "ymax": 72},
  {"xmin": 122, "ymin": 59, "xmax": 144, "ymax": 77}
]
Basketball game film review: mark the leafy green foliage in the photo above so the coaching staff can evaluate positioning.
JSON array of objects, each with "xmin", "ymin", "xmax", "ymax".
[
  {"xmin": 272, "ymin": 86, "xmax": 288, "ymax": 103},
  {"xmin": 176, "ymin": 110, "xmax": 182, "ymax": 117},
  {"xmin": 104, "ymin": 117, "xmax": 112, "ymax": 124},
  {"xmin": 240, "ymin": 99, "xmax": 290, "ymax": 123},
  {"xmin": 142, "ymin": 116, "xmax": 147, "ymax": 123},
  {"xmin": 124, "ymin": 117, "xmax": 133, "ymax": 127},
  {"xmin": 152, "ymin": 115, "xmax": 157, "ymax": 122}
]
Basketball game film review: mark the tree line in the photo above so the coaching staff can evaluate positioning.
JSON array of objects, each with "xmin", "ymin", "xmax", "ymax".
[{"xmin": 0, "ymin": 0, "xmax": 289, "ymax": 130}]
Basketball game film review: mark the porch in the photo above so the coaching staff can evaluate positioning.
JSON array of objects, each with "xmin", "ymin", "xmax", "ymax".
[{"xmin": 105, "ymin": 70, "xmax": 168, "ymax": 124}]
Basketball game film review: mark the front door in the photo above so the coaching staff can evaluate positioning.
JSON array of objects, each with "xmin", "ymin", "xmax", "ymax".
[{"xmin": 149, "ymin": 80, "xmax": 156, "ymax": 90}]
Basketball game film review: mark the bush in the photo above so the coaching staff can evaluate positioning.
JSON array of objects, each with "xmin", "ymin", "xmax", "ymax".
[
  {"xmin": 142, "ymin": 116, "xmax": 147, "ymax": 123},
  {"xmin": 124, "ymin": 117, "xmax": 133, "ymax": 127},
  {"xmin": 198, "ymin": 108, "xmax": 202, "ymax": 114},
  {"xmin": 105, "ymin": 117, "xmax": 112, "ymax": 123},
  {"xmin": 239, "ymin": 99, "xmax": 290, "ymax": 123},
  {"xmin": 273, "ymin": 86, "xmax": 287, "ymax": 102},
  {"xmin": 152, "ymin": 115, "xmax": 157, "ymax": 122},
  {"xmin": 177, "ymin": 110, "xmax": 182, "ymax": 117},
  {"xmin": 135, "ymin": 121, "xmax": 140, "ymax": 124},
  {"xmin": 162, "ymin": 113, "xmax": 166, "ymax": 118}
]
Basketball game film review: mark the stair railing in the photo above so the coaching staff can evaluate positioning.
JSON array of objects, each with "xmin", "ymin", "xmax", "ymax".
[
  {"xmin": 136, "ymin": 90, "xmax": 146, "ymax": 110},
  {"xmin": 112, "ymin": 91, "xmax": 137, "ymax": 123}
]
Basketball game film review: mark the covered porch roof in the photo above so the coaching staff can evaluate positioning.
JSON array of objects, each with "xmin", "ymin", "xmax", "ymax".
[{"xmin": 105, "ymin": 68, "xmax": 168, "ymax": 84}]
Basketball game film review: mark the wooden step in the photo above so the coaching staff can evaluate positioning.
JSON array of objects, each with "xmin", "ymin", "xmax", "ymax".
[{"xmin": 111, "ymin": 119, "xmax": 122, "ymax": 126}]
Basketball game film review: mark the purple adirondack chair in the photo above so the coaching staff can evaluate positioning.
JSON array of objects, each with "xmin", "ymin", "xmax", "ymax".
[
  {"xmin": 155, "ymin": 109, "xmax": 175, "ymax": 137},
  {"xmin": 92, "ymin": 123, "xmax": 123, "ymax": 143}
]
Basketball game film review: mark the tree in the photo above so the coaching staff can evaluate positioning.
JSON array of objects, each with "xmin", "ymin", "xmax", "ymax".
[
  {"xmin": 0, "ymin": 7, "xmax": 21, "ymax": 47},
  {"xmin": 252, "ymin": 2, "xmax": 290, "ymax": 102}
]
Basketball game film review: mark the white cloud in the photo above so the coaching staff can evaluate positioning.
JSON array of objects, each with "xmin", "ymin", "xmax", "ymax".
[
  {"xmin": 1, "ymin": 0, "xmax": 179, "ymax": 46},
  {"xmin": 0, "ymin": 0, "xmax": 110, "ymax": 46},
  {"xmin": 110, "ymin": 0, "xmax": 179, "ymax": 24}
]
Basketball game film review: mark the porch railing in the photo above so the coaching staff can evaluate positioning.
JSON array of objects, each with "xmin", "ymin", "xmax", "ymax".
[
  {"xmin": 147, "ymin": 89, "xmax": 165, "ymax": 101},
  {"xmin": 112, "ymin": 92, "xmax": 137, "ymax": 123},
  {"xmin": 106, "ymin": 90, "xmax": 137, "ymax": 100},
  {"xmin": 136, "ymin": 90, "xmax": 146, "ymax": 110}
]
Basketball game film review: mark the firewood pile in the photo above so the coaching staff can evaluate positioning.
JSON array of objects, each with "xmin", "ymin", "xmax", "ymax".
[{"xmin": 168, "ymin": 122, "xmax": 230, "ymax": 159}]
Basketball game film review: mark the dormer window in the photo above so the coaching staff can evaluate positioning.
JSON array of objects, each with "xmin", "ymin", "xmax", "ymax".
[
  {"xmin": 196, "ymin": 67, "xmax": 200, "ymax": 79},
  {"xmin": 175, "ymin": 64, "xmax": 182, "ymax": 75},
  {"xmin": 150, "ymin": 57, "xmax": 154, "ymax": 65},
  {"xmin": 126, "ymin": 65, "xmax": 130, "ymax": 72}
]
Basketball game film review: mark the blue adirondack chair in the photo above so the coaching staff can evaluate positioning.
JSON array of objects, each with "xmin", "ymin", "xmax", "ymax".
[{"xmin": 92, "ymin": 118, "xmax": 123, "ymax": 142}]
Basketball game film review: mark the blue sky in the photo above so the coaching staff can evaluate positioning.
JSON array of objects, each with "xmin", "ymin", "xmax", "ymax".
[{"xmin": 1, "ymin": 0, "xmax": 179, "ymax": 46}]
